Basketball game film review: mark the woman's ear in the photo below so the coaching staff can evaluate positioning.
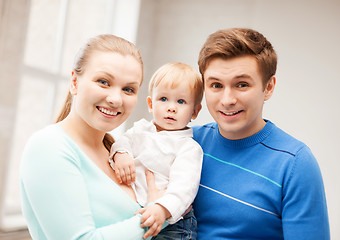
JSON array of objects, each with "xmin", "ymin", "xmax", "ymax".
[
  {"xmin": 146, "ymin": 96, "xmax": 153, "ymax": 113},
  {"xmin": 191, "ymin": 104, "xmax": 202, "ymax": 120},
  {"xmin": 264, "ymin": 76, "xmax": 276, "ymax": 101},
  {"xmin": 70, "ymin": 71, "xmax": 78, "ymax": 95}
]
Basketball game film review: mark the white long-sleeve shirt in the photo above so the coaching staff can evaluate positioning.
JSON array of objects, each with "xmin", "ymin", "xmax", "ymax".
[{"xmin": 110, "ymin": 119, "xmax": 203, "ymax": 224}]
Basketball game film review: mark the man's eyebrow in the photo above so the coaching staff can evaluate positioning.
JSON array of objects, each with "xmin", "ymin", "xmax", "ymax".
[
  {"xmin": 235, "ymin": 74, "xmax": 252, "ymax": 79},
  {"xmin": 205, "ymin": 76, "xmax": 220, "ymax": 81}
]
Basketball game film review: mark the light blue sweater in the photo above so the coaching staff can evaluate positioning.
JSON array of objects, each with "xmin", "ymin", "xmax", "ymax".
[
  {"xmin": 193, "ymin": 120, "xmax": 330, "ymax": 240},
  {"xmin": 20, "ymin": 124, "xmax": 147, "ymax": 240}
]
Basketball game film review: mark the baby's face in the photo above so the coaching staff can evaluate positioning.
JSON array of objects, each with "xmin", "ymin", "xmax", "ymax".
[{"xmin": 148, "ymin": 82, "xmax": 198, "ymax": 131}]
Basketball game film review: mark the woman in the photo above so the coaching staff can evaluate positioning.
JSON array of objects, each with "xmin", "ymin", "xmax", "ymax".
[{"xmin": 20, "ymin": 34, "xmax": 162, "ymax": 239}]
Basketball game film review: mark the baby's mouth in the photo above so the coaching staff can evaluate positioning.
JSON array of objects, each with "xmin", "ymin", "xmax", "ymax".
[{"xmin": 165, "ymin": 116, "xmax": 176, "ymax": 121}]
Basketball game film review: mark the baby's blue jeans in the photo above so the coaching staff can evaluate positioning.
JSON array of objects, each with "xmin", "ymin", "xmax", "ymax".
[{"xmin": 152, "ymin": 208, "xmax": 197, "ymax": 240}]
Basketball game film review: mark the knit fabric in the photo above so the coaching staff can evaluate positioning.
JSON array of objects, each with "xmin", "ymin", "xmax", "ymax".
[
  {"xmin": 20, "ymin": 124, "xmax": 148, "ymax": 240},
  {"xmin": 193, "ymin": 120, "xmax": 330, "ymax": 240}
]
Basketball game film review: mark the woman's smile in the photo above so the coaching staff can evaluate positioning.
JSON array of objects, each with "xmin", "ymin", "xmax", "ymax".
[
  {"xmin": 97, "ymin": 106, "xmax": 121, "ymax": 117},
  {"xmin": 70, "ymin": 51, "xmax": 142, "ymax": 133}
]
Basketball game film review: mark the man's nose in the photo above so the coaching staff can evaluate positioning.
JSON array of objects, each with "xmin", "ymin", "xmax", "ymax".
[{"xmin": 221, "ymin": 88, "xmax": 237, "ymax": 106}]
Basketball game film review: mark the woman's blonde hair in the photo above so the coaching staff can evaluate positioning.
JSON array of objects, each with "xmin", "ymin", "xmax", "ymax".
[
  {"xmin": 148, "ymin": 62, "xmax": 203, "ymax": 106},
  {"xmin": 56, "ymin": 34, "xmax": 143, "ymax": 151}
]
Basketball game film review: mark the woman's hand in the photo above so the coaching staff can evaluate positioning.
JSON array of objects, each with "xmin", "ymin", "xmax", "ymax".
[{"xmin": 145, "ymin": 170, "xmax": 166, "ymax": 203}]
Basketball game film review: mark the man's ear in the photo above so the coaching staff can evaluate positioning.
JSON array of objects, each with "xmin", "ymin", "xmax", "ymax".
[
  {"xmin": 70, "ymin": 71, "xmax": 78, "ymax": 95},
  {"xmin": 264, "ymin": 76, "xmax": 276, "ymax": 101},
  {"xmin": 191, "ymin": 104, "xmax": 202, "ymax": 120},
  {"xmin": 146, "ymin": 96, "xmax": 153, "ymax": 113}
]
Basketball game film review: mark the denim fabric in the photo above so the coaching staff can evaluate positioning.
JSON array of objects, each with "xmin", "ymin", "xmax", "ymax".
[{"xmin": 152, "ymin": 208, "xmax": 197, "ymax": 240}]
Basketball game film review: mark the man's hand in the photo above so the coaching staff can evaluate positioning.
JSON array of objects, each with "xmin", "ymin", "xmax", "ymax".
[{"xmin": 113, "ymin": 152, "xmax": 136, "ymax": 185}]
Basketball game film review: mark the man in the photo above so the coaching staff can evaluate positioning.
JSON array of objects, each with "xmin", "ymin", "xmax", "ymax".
[{"xmin": 192, "ymin": 28, "xmax": 330, "ymax": 240}]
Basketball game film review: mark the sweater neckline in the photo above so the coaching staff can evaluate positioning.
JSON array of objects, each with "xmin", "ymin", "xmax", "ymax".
[
  {"xmin": 214, "ymin": 120, "xmax": 274, "ymax": 148},
  {"xmin": 54, "ymin": 123, "xmax": 140, "ymax": 204}
]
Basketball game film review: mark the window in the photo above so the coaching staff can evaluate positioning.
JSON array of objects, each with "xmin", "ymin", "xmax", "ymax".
[{"xmin": 1, "ymin": 0, "xmax": 141, "ymax": 231}]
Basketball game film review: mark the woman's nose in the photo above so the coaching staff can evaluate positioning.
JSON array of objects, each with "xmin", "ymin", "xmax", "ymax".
[{"xmin": 106, "ymin": 91, "xmax": 122, "ymax": 107}]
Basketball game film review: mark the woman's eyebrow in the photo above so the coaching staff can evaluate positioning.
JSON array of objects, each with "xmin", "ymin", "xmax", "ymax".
[{"xmin": 96, "ymin": 71, "xmax": 114, "ymax": 79}]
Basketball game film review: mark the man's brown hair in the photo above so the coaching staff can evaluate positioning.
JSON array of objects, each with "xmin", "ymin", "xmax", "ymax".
[{"xmin": 198, "ymin": 28, "xmax": 277, "ymax": 86}]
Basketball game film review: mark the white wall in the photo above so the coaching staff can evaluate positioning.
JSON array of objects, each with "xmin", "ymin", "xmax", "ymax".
[{"xmin": 133, "ymin": 0, "xmax": 340, "ymax": 238}]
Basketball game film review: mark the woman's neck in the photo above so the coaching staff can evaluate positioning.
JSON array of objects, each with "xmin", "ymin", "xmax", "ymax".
[{"xmin": 60, "ymin": 114, "xmax": 105, "ymax": 149}]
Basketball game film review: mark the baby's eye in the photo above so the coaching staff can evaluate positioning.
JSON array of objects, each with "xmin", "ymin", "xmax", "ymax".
[
  {"xmin": 160, "ymin": 97, "xmax": 167, "ymax": 102},
  {"xmin": 211, "ymin": 82, "xmax": 223, "ymax": 89},
  {"xmin": 97, "ymin": 79, "xmax": 109, "ymax": 86},
  {"xmin": 177, "ymin": 99, "xmax": 186, "ymax": 104}
]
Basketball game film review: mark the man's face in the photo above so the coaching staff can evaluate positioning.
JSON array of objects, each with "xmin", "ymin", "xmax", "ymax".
[{"xmin": 203, "ymin": 56, "xmax": 275, "ymax": 140}]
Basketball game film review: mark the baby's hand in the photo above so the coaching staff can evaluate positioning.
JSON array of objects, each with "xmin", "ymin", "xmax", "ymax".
[
  {"xmin": 136, "ymin": 204, "xmax": 170, "ymax": 239},
  {"xmin": 113, "ymin": 152, "xmax": 136, "ymax": 185}
]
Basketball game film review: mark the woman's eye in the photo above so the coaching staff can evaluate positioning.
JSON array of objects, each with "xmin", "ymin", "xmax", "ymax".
[
  {"xmin": 97, "ymin": 79, "xmax": 109, "ymax": 86},
  {"xmin": 211, "ymin": 82, "xmax": 223, "ymax": 89},
  {"xmin": 160, "ymin": 97, "xmax": 167, "ymax": 102},
  {"xmin": 123, "ymin": 87, "xmax": 135, "ymax": 94},
  {"xmin": 177, "ymin": 99, "xmax": 186, "ymax": 104}
]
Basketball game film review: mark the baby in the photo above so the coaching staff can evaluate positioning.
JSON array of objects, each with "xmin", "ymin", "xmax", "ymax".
[{"xmin": 109, "ymin": 62, "xmax": 203, "ymax": 239}]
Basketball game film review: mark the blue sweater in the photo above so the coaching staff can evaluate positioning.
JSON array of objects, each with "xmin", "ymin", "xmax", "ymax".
[
  {"xmin": 193, "ymin": 120, "xmax": 330, "ymax": 240},
  {"xmin": 20, "ymin": 124, "xmax": 148, "ymax": 240}
]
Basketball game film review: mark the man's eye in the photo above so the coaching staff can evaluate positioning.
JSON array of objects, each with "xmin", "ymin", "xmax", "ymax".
[
  {"xmin": 236, "ymin": 82, "xmax": 249, "ymax": 88},
  {"xmin": 211, "ymin": 82, "xmax": 223, "ymax": 88},
  {"xmin": 123, "ymin": 87, "xmax": 135, "ymax": 94},
  {"xmin": 97, "ymin": 79, "xmax": 109, "ymax": 86},
  {"xmin": 178, "ymin": 99, "xmax": 186, "ymax": 104},
  {"xmin": 160, "ymin": 97, "xmax": 167, "ymax": 102}
]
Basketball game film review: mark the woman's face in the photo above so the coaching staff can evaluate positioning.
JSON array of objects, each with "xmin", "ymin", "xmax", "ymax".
[{"xmin": 70, "ymin": 51, "xmax": 142, "ymax": 133}]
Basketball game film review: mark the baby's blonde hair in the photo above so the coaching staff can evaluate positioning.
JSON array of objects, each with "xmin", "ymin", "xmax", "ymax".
[{"xmin": 148, "ymin": 62, "xmax": 203, "ymax": 106}]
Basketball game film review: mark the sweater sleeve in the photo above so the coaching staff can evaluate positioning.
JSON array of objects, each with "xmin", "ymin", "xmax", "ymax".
[
  {"xmin": 155, "ymin": 140, "xmax": 203, "ymax": 224},
  {"xmin": 281, "ymin": 146, "xmax": 330, "ymax": 240},
  {"xmin": 20, "ymin": 130, "xmax": 147, "ymax": 240}
]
